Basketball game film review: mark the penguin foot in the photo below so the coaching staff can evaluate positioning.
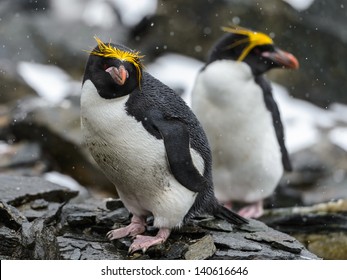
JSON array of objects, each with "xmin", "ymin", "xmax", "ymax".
[
  {"xmin": 107, "ymin": 215, "xmax": 146, "ymax": 240},
  {"xmin": 223, "ymin": 201, "xmax": 233, "ymax": 210},
  {"xmin": 238, "ymin": 200, "xmax": 264, "ymax": 218},
  {"xmin": 128, "ymin": 228, "xmax": 171, "ymax": 254}
]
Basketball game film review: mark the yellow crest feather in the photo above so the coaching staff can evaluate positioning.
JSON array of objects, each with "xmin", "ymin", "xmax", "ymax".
[
  {"xmin": 221, "ymin": 26, "xmax": 274, "ymax": 61},
  {"xmin": 89, "ymin": 36, "xmax": 145, "ymax": 87}
]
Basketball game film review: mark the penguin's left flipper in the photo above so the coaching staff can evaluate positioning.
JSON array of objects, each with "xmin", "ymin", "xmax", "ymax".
[
  {"xmin": 256, "ymin": 76, "xmax": 292, "ymax": 172},
  {"xmin": 146, "ymin": 109, "xmax": 209, "ymax": 193}
]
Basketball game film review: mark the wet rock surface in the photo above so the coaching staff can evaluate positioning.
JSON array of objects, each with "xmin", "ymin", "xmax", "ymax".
[
  {"xmin": 0, "ymin": 175, "xmax": 319, "ymax": 260},
  {"xmin": 260, "ymin": 199, "xmax": 347, "ymax": 259}
]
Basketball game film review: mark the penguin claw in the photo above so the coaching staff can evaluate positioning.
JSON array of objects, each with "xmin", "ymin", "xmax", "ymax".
[
  {"xmin": 128, "ymin": 228, "xmax": 171, "ymax": 254},
  {"xmin": 106, "ymin": 217, "xmax": 146, "ymax": 240}
]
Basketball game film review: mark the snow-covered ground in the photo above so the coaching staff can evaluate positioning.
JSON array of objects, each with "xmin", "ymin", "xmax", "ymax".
[
  {"xmin": 283, "ymin": 0, "xmax": 315, "ymax": 11},
  {"xmin": 51, "ymin": 0, "xmax": 157, "ymax": 27},
  {"xmin": 17, "ymin": 62, "xmax": 80, "ymax": 104}
]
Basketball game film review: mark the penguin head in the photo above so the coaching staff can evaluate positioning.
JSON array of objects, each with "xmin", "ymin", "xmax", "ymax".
[
  {"xmin": 83, "ymin": 37, "xmax": 144, "ymax": 99},
  {"xmin": 208, "ymin": 26, "xmax": 299, "ymax": 76}
]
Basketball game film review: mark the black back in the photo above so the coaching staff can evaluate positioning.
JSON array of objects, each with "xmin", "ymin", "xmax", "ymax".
[{"xmin": 126, "ymin": 72, "xmax": 213, "ymax": 181}]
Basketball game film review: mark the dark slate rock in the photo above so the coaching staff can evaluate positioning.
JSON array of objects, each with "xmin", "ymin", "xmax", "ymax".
[
  {"xmin": 58, "ymin": 234, "xmax": 125, "ymax": 260},
  {"xmin": 96, "ymin": 207, "xmax": 130, "ymax": 228},
  {"xmin": 165, "ymin": 241, "xmax": 189, "ymax": 260},
  {"xmin": 0, "ymin": 226, "xmax": 22, "ymax": 259},
  {"xmin": 67, "ymin": 212, "xmax": 97, "ymax": 228},
  {"xmin": 21, "ymin": 219, "xmax": 59, "ymax": 259},
  {"xmin": 105, "ymin": 198, "xmax": 125, "ymax": 211},
  {"xmin": 5, "ymin": 142, "xmax": 42, "ymax": 168},
  {"xmin": 260, "ymin": 199, "xmax": 347, "ymax": 259},
  {"xmin": 19, "ymin": 202, "xmax": 61, "ymax": 221},
  {"xmin": 212, "ymin": 232, "xmax": 262, "ymax": 252},
  {"xmin": 0, "ymin": 174, "xmax": 78, "ymax": 206},
  {"xmin": 8, "ymin": 97, "xmax": 114, "ymax": 193},
  {"xmin": 0, "ymin": 200, "xmax": 28, "ymax": 230}
]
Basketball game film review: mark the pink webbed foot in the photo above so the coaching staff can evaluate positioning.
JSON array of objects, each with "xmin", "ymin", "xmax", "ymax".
[
  {"xmin": 128, "ymin": 228, "xmax": 171, "ymax": 254},
  {"xmin": 238, "ymin": 200, "xmax": 264, "ymax": 219},
  {"xmin": 107, "ymin": 215, "xmax": 146, "ymax": 240},
  {"xmin": 223, "ymin": 201, "xmax": 233, "ymax": 210}
]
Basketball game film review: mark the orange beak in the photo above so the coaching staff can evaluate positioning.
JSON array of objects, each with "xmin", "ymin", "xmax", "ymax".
[
  {"xmin": 105, "ymin": 65, "xmax": 128, "ymax": 85},
  {"xmin": 262, "ymin": 48, "xmax": 299, "ymax": 69}
]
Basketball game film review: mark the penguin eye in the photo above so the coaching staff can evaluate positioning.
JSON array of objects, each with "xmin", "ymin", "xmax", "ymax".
[
  {"xmin": 253, "ymin": 48, "xmax": 261, "ymax": 55},
  {"xmin": 103, "ymin": 63, "xmax": 109, "ymax": 70}
]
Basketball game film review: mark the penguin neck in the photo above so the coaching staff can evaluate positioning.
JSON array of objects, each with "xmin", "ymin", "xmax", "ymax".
[
  {"xmin": 199, "ymin": 60, "xmax": 259, "ymax": 106},
  {"xmin": 97, "ymin": 84, "xmax": 132, "ymax": 99},
  {"xmin": 205, "ymin": 59, "xmax": 254, "ymax": 81}
]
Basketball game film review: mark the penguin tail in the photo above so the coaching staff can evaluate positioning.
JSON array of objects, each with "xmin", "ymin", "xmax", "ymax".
[{"xmin": 214, "ymin": 204, "xmax": 249, "ymax": 225}]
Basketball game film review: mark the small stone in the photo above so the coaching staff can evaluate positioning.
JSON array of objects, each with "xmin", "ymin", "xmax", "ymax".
[
  {"xmin": 67, "ymin": 213, "xmax": 96, "ymax": 227},
  {"xmin": 97, "ymin": 208, "xmax": 130, "ymax": 227},
  {"xmin": 212, "ymin": 232, "xmax": 262, "ymax": 251},
  {"xmin": 105, "ymin": 199, "xmax": 124, "ymax": 211},
  {"xmin": 165, "ymin": 241, "xmax": 189, "ymax": 259},
  {"xmin": 0, "ymin": 200, "xmax": 27, "ymax": 230},
  {"xmin": 184, "ymin": 235, "xmax": 216, "ymax": 260},
  {"xmin": 30, "ymin": 199, "xmax": 49, "ymax": 210}
]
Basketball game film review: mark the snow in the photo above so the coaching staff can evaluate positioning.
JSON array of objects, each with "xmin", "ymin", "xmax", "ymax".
[
  {"xmin": 329, "ymin": 128, "xmax": 347, "ymax": 152},
  {"xmin": 82, "ymin": 0, "xmax": 117, "ymax": 28},
  {"xmin": 283, "ymin": 0, "xmax": 315, "ymax": 11},
  {"xmin": 110, "ymin": 0, "xmax": 157, "ymax": 27},
  {"xmin": 17, "ymin": 61, "xmax": 79, "ymax": 104},
  {"xmin": 44, "ymin": 171, "xmax": 88, "ymax": 197},
  {"xmin": 51, "ymin": 0, "xmax": 157, "ymax": 28},
  {"xmin": 272, "ymin": 84, "xmax": 327, "ymax": 153},
  {"xmin": 147, "ymin": 53, "xmax": 203, "ymax": 105}
]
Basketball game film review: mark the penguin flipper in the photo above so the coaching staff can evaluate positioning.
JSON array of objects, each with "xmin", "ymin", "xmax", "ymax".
[
  {"xmin": 146, "ymin": 109, "xmax": 208, "ymax": 193},
  {"xmin": 256, "ymin": 76, "xmax": 292, "ymax": 172}
]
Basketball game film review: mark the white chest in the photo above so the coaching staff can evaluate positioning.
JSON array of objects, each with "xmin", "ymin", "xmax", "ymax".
[{"xmin": 191, "ymin": 61, "xmax": 283, "ymax": 202}]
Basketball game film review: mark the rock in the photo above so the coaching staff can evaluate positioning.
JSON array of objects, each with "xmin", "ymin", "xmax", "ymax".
[
  {"xmin": 261, "ymin": 199, "xmax": 347, "ymax": 259},
  {"xmin": 0, "ymin": 226, "xmax": 22, "ymax": 259},
  {"xmin": 184, "ymin": 235, "xmax": 216, "ymax": 260},
  {"xmin": 296, "ymin": 232, "xmax": 347, "ymax": 260},
  {"xmin": 0, "ymin": 175, "xmax": 320, "ymax": 259},
  {"xmin": 212, "ymin": 232, "xmax": 262, "ymax": 252},
  {"xmin": 0, "ymin": 200, "xmax": 28, "ymax": 230},
  {"xmin": 105, "ymin": 198, "xmax": 125, "ymax": 211},
  {"xmin": 0, "ymin": 141, "xmax": 48, "ymax": 178},
  {"xmin": 0, "ymin": 174, "xmax": 78, "ymax": 206},
  {"xmin": 266, "ymin": 137, "xmax": 347, "ymax": 210},
  {"xmin": 165, "ymin": 241, "xmax": 189, "ymax": 259},
  {"xmin": 210, "ymin": 219, "xmax": 316, "ymax": 260},
  {"xmin": 6, "ymin": 97, "xmax": 114, "ymax": 193},
  {"xmin": 58, "ymin": 234, "xmax": 125, "ymax": 260}
]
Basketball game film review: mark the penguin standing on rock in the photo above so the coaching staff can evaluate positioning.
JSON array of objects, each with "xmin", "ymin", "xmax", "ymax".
[
  {"xmin": 81, "ymin": 37, "xmax": 247, "ymax": 254},
  {"xmin": 191, "ymin": 27, "xmax": 299, "ymax": 219}
]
